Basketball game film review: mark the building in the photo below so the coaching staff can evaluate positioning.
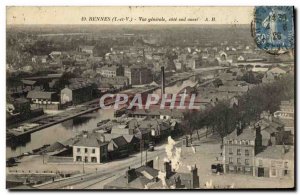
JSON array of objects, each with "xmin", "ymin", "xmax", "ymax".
[
  {"xmin": 27, "ymin": 91, "xmax": 60, "ymax": 109},
  {"xmin": 60, "ymin": 81, "xmax": 94, "ymax": 105},
  {"xmin": 72, "ymin": 133, "xmax": 108, "ymax": 163},
  {"xmin": 217, "ymin": 86, "xmax": 249, "ymax": 95},
  {"xmin": 223, "ymin": 124, "xmax": 262, "ymax": 176},
  {"xmin": 255, "ymin": 145, "xmax": 294, "ymax": 178},
  {"xmin": 257, "ymin": 112, "xmax": 292, "ymax": 146},
  {"xmin": 267, "ymin": 67, "xmax": 287, "ymax": 76},
  {"xmin": 128, "ymin": 109, "xmax": 184, "ymax": 120},
  {"xmin": 136, "ymin": 119, "xmax": 172, "ymax": 141},
  {"xmin": 99, "ymin": 76, "xmax": 129, "ymax": 90},
  {"xmin": 8, "ymin": 97, "xmax": 31, "ymax": 116},
  {"xmin": 104, "ymin": 161, "xmax": 199, "ymax": 189},
  {"xmin": 78, "ymin": 45, "xmax": 96, "ymax": 55},
  {"xmin": 125, "ymin": 65, "xmax": 153, "ymax": 85},
  {"xmin": 149, "ymin": 162, "xmax": 200, "ymax": 189},
  {"xmin": 262, "ymin": 72, "xmax": 275, "ymax": 84},
  {"xmin": 100, "ymin": 133, "xmax": 131, "ymax": 159},
  {"xmin": 104, "ymin": 164, "xmax": 160, "ymax": 189},
  {"xmin": 109, "ymin": 119, "xmax": 152, "ymax": 145},
  {"xmin": 97, "ymin": 65, "xmax": 124, "ymax": 78},
  {"xmin": 274, "ymin": 100, "xmax": 295, "ymax": 143}
]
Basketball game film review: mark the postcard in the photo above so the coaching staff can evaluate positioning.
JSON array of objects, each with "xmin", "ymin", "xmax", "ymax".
[{"xmin": 6, "ymin": 6, "xmax": 295, "ymax": 190}]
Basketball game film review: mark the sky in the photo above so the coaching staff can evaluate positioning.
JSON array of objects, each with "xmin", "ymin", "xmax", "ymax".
[{"xmin": 7, "ymin": 6, "xmax": 254, "ymax": 25}]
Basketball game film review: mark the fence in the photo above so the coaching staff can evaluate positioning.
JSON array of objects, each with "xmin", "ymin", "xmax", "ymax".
[{"xmin": 47, "ymin": 156, "xmax": 74, "ymax": 164}]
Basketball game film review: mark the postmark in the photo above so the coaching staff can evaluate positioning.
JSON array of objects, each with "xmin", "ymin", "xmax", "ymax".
[{"xmin": 252, "ymin": 6, "xmax": 294, "ymax": 55}]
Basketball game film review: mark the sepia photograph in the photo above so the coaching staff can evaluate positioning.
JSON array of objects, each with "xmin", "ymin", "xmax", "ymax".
[{"xmin": 5, "ymin": 6, "xmax": 295, "ymax": 190}]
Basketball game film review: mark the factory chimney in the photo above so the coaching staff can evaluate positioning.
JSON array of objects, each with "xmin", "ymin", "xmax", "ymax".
[{"xmin": 161, "ymin": 66, "xmax": 165, "ymax": 97}]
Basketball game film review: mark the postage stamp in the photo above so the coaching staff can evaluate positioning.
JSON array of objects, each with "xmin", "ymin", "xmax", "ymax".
[{"xmin": 253, "ymin": 6, "xmax": 294, "ymax": 55}]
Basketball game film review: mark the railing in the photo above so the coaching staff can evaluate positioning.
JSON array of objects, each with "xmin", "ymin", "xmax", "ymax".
[{"xmin": 47, "ymin": 156, "xmax": 74, "ymax": 163}]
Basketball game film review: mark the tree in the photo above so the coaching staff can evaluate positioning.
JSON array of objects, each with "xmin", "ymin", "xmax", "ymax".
[
  {"xmin": 180, "ymin": 74, "xmax": 294, "ymax": 141},
  {"xmin": 54, "ymin": 72, "xmax": 77, "ymax": 91}
]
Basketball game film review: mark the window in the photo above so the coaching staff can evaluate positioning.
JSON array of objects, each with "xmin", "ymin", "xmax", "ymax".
[
  {"xmin": 271, "ymin": 161, "xmax": 275, "ymax": 167},
  {"xmin": 85, "ymin": 148, "xmax": 88, "ymax": 153},
  {"xmin": 237, "ymin": 158, "xmax": 241, "ymax": 164},
  {"xmin": 237, "ymin": 149, "xmax": 241, "ymax": 155},
  {"xmin": 77, "ymin": 148, "xmax": 81, "ymax": 153},
  {"xmin": 91, "ymin": 157, "xmax": 97, "ymax": 163},
  {"xmin": 229, "ymin": 148, "xmax": 233, "ymax": 155},
  {"xmin": 76, "ymin": 156, "xmax": 82, "ymax": 162},
  {"xmin": 92, "ymin": 149, "xmax": 95, "ymax": 154},
  {"xmin": 245, "ymin": 149, "xmax": 249, "ymax": 156},
  {"xmin": 85, "ymin": 157, "xmax": 88, "ymax": 162},
  {"xmin": 245, "ymin": 141, "xmax": 249, "ymax": 145},
  {"xmin": 245, "ymin": 159, "xmax": 249, "ymax": 166},
  {"xmin": 271, "ymin": 169, "xmax": 277, "ymax": 176},
  {"xmin": 229, "ymin": 157, "xmax": 233, "ymax": 164},
  {"xmin": 284, "ymin": 162, "xmax": 288, "ymax": 168},
  {"xmin": 259, "ymin": 160, "xmax": 263, "ymax": 166}
]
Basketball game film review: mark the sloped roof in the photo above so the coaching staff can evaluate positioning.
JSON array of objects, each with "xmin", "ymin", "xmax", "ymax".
[
  {"xmin": 225, "ymin": 126, "xmax": 256, "ymax": 141},
  {"xmin": 256, "ymin": 145, "xmax": 294, "ymax": 160},
  {"xmin": 268, "ymin": 67, "xmax": 287, "ymax": 74},
  {"xmin": 121, "ymin": 134, "xmax": 137, "ymax": 143},
  {"xmin": 104, "ymin": 166, "xmax": 159, "ymax": 189},
  {"xmin": 21, "ymin": 79, "xmax": 37, "ymax": 85},
  {"xmin": 44, "ymin": 142, "xmax": 65, "ymax": 153},
  {"xmin": 111, "ymin": 136, "xmax": 128, "ymax": 147},
  {"xmin": 27, "ymin": 91, "xmax": 56, "ymax": 100},
  {"xmin": 73, "ymin": 135, "xmax": 107, "ymax": 148},
  {"xmin": 217, "ymin": 86, "xmax": 249, "ymax": 93},
  {"xmin": 14, "ymin": 97, "xmax": 30, "ymax": 104}
]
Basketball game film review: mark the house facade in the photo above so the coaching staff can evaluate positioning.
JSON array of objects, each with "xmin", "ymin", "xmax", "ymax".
[
  {"xmin": 223, "ymin": 124, "xmax": 262, "ymax": 176},
  {"xmin": 73, "ymin": 134, "xmax": 108, "ymax": 163},
  {"xmin": 255, "ymin": 146, "xmax": 294, "ymax": 178}
]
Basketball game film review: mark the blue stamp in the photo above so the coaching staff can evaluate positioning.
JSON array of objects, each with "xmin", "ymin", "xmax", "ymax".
[{"xmin": 253, "ymin": 6, "xmax": 294, "ymax": 54}]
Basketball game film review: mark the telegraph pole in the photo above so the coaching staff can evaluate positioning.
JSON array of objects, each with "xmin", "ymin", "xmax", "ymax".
[
  {"xmin": 140, "ymin": 139, "xmax": 144, "ymax": 166},
  {"xmin": 82, "ymin": 159, "xmax": 85, "ymax": 174},
  {"xmin": 145, "ymin": 149, "xmax": 148, "ymax": 166}
]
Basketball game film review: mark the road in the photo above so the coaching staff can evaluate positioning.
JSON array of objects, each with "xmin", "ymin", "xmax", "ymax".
[{"xmin": 35, "ymin": 131, "xmax": 210, "ymax": 189}]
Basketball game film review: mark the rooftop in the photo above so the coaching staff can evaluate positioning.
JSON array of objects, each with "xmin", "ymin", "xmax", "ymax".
[
  {"xmin": 225, "ymin": 126, "xmax": 256, "ymax": 141},
  {"xmin": 27, "ymin": 91, "xmax": 56, "ymax": 100},
  {"xmin": 73, "ymin": 134, "xmax": 108, "ymax": 148},
  {"xmin": 256, "ymin": 145, "xmax": 294, "ymax": 160}
]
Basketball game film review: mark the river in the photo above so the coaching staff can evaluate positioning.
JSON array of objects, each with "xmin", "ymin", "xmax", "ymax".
[{"xmin": 6, "ymin": 79, "xmax": 197, "ymax": 158}]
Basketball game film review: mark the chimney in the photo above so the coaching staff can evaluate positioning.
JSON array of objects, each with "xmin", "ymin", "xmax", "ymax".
[
  {"xmin": 236, "ymin": 121, "xmax": 243, "ymax": 136},
  {"xmin": 82, "ymin": 131, "xmax": 88, "ymax": 138},
  {"xmin": 161, "ymin": 66, "xmax": 165, "ymax": 97},
  {"xmin": 126, "ymin": 167, "xmax": 137, "ymax": 184},
  {"xmin": 174, "ymin": 175, "xmax": 182, "ymax": 188},
  {"xmin": 255, "ymin": 124, "xmax": 262, "ymax": 154},
  {"xmin": 190, "ymin": 164, "xmax": 200, "ymax": 189},
  {"xmin": 99, "ymin": 134, "xmax": 105, "ymax": 142},
  {"xmin": 164, "ymin": 161, "xmax": 172, "ymax": 179}
]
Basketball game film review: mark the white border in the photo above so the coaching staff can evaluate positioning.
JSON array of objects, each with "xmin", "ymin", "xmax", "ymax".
[{"xmin": 1, "ymin": 1, "xmax": 299, "ymax": 195}]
